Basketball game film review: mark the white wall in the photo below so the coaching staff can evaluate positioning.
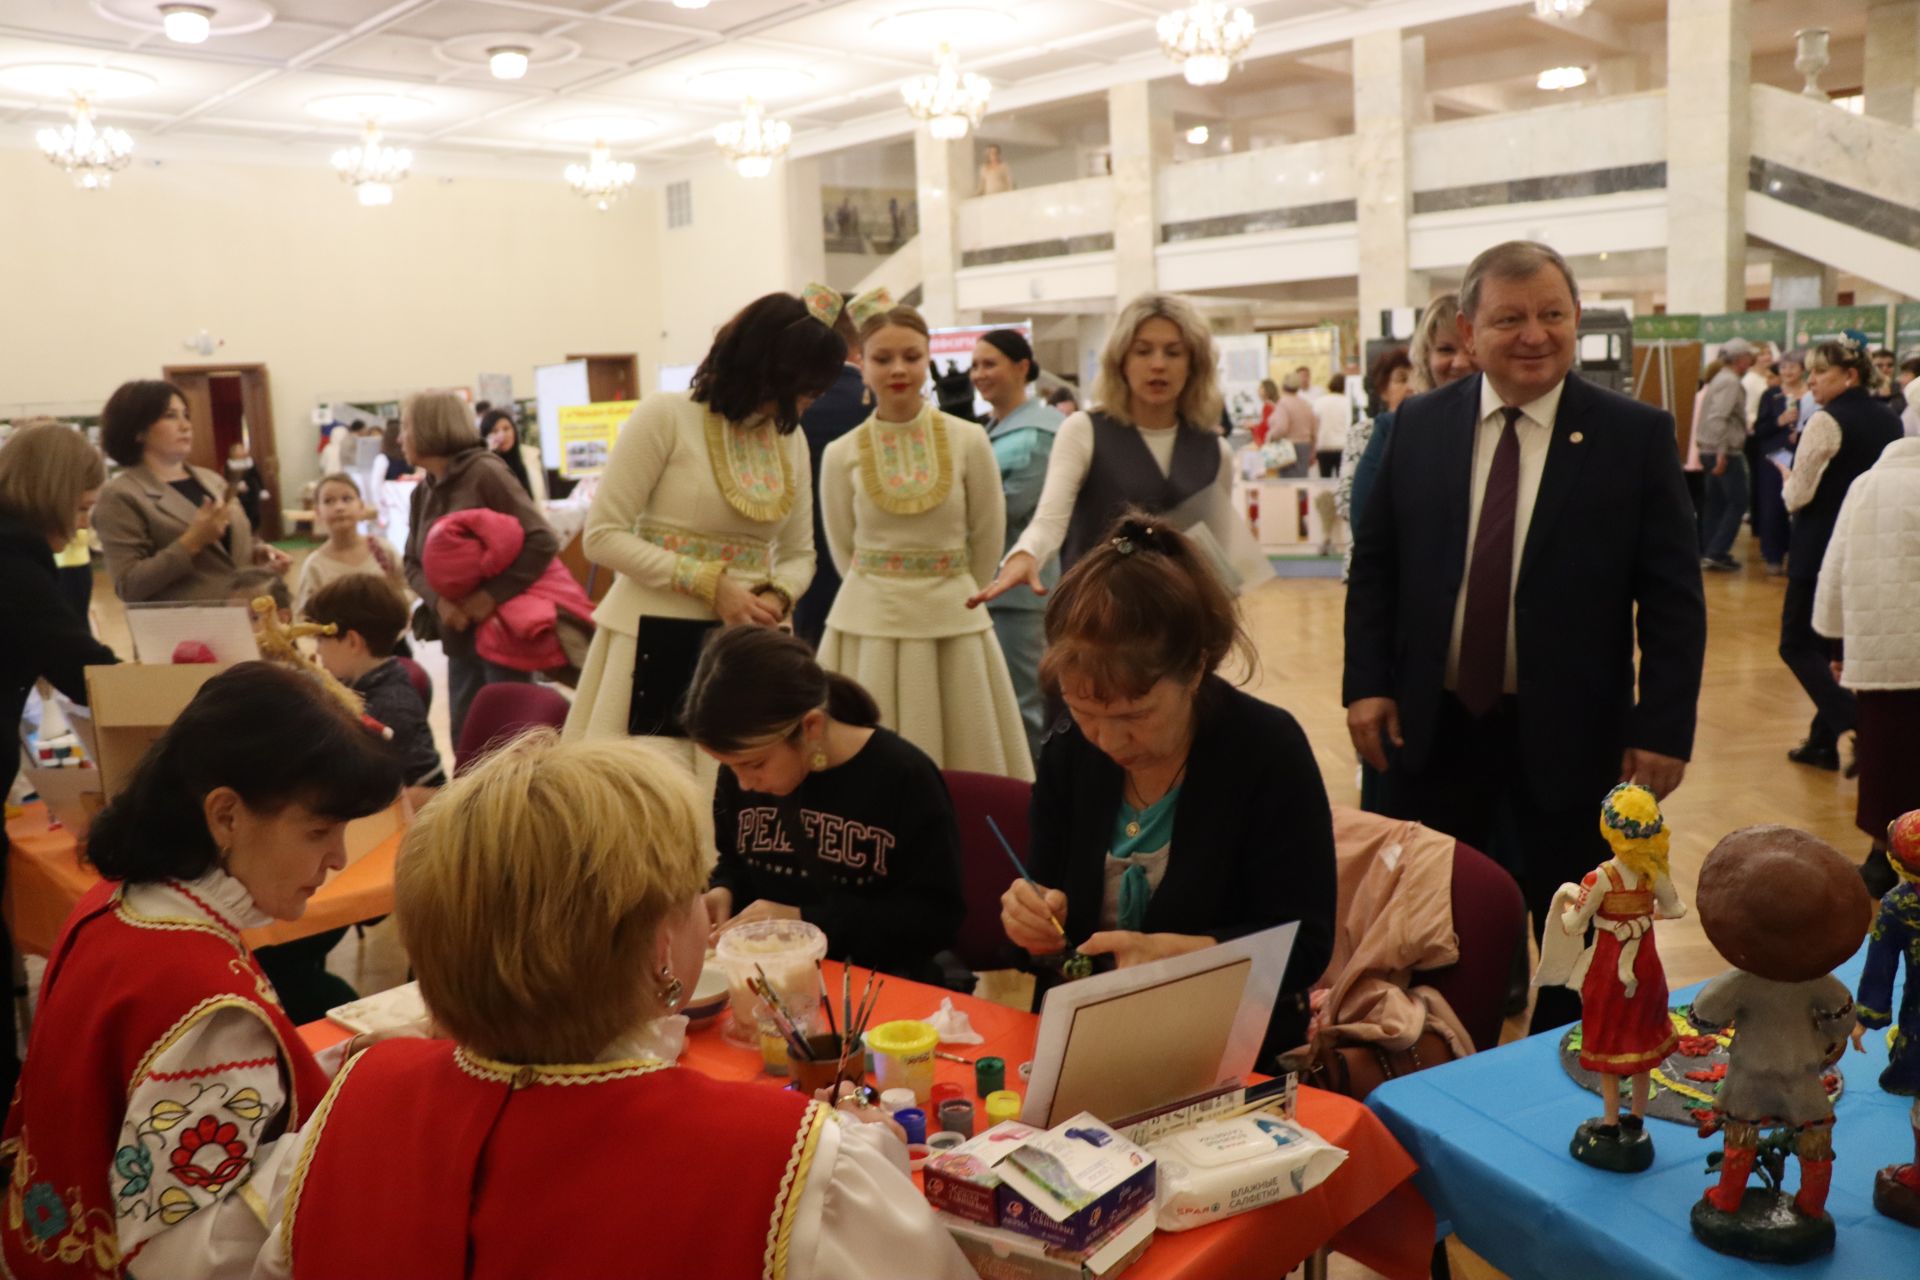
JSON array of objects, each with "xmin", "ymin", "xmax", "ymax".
[{"xmin": 0, "ymin": 147, "xmax": 659, "ymax": 498}]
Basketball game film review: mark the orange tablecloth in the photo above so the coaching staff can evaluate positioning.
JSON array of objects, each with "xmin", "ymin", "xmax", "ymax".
[
  {"xmin": 4, "ymin": 802, "xmax": 403, "ymax": 956},
  {"xmin": 304, "ymin": 962, "xmax": 1433, "ymax": 1278}
]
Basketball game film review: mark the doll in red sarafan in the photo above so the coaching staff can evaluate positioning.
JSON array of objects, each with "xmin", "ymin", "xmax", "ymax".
[{"xmin": 1534, "ymin": 783, "xmax": 1684, "ymax": 1172}]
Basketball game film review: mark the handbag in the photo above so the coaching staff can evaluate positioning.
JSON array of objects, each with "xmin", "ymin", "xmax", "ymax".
[
  {"xmin": 627, "ymin": 615, "xmax": 718, "ymax": 738},
  {"xmin": 1301, "ymin": 1028, "xmax": 1459, "ymax": 1100}
]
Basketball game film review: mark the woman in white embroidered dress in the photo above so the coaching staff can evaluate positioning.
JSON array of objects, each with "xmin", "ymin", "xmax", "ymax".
[
  {"xmin": 253, "ymin": 733, "xmax": 975, "ymax": 1280},
  {"xmin": 818, "ymin": 297, "xmax": 1033, "ymax": 780},
  {"xmin": 564, "ymin": 290, "xmax": 841, "ymax": 778},
  {"xmin": 0, "ymin": 664, "xmax": 403, "ymax": 1279}
]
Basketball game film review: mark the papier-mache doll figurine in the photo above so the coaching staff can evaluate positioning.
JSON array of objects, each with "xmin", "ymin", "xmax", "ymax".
[
  {"xmin": 1534, "ymin": 783, "xmax": 1684, "ymax": 1172},
  {"xmin": 1853, "ymin": 808, "xmax": 1920, "ymax": 1227},
  {"xmin": 1689, "ymin": 826, "xmax": 1874, "ymax": 1263}
]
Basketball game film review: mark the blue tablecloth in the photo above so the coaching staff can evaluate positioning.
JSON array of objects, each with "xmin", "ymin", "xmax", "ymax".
[{"xmin": 1368, "ymin": 949, "xmax": 1917, "ymax": 1279}]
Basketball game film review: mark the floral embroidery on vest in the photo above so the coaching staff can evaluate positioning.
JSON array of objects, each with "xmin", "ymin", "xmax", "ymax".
[
  {"xmin": 705, "ymin": 411, "xmax": 794, "ymax": 522},
  {"xmin": 853, "ymin": 547, "xmax": 967, "ymax": 578},
  {"xmin": 857, "ymin": 405, "xmax": 952, "ymax": 516},
  {"xmin": 6, "ymin": 1133, "xmax": 120, "ymax": 1275}
]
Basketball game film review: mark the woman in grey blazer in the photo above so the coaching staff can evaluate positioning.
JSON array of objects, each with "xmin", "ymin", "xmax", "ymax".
[{"xmin": 92, "ymin": 380, "xmax": 290, "ymax": 602}]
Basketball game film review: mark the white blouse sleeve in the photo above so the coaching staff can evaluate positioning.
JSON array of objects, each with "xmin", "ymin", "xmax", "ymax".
[
  {"xmin": 963, "ymin": 424, "xmax": 1008, "ymax": 590},
  {"xmin": 111, "ymin": 1005, "xmax": 298, "ymax": 1279},
  {"xmin": 771, "ymin": 431, "xmax": 819, "ymax": 606},
  {"xmin": 1009, "ymin": 410, "xmax": 1094, "ymax": 566},
  {"xmin": 1213, "ymin": 436, "xmax": 1234, "ymax": 499},
  {"xmin": 821, "ymin": 436, "xmax": 857, "ymax": 579},
  {"xmin": 1783, "ymin": 411, "xmax": 1841, "ymax": 513},
  {"xmin": 786, "ymin": 1116, "xmax": 975, "ymax": 1280},
  {"xmin": 580, "ymin": 398, "xmax": 683, "ymax": 589}
]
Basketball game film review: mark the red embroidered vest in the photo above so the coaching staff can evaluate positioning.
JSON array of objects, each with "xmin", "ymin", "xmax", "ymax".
[
  {"xmin": 287, "ymin": 1038, "xmax": 829, "ymax": 1280},
  {"xmin": 0, "ymin": 880, "xmax": 328, "ymax": 1280}
]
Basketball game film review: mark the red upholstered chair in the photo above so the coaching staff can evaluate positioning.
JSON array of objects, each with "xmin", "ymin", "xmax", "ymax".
[
  {"xmin": 393, "ymin": 656, "xmax": 432, "ymax": 712},
  {"xmin": 942, "ymin": 770, "xmax": 1034, "ymax": 973},
  {"xmin": 454, "ymin": 683, "xmax": 571, "ymax": 776},
  {"xmin": 1414, "ymin": 840, "xmax": 1528, "ymax": 1054}
]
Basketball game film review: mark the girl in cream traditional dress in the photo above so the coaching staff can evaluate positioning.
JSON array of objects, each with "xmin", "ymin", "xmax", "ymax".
[
  {"xmin": 564, "ymin": 290, "xmax": 845, "ymax": 777},
  {"xmin": 818, "ymin": 295, "xmax": 1033, "ymax": 780}
]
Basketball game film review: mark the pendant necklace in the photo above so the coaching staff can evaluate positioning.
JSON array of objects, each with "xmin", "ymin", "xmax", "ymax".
[{"xmin": 1123, "ymin": 759, "xmax": 1188, "ymax": 838}]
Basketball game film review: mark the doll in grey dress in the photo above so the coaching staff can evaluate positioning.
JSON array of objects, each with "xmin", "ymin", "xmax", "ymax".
[{"xmin": 1689, "ymin": 825, "xmax": 1874, "ymax": 1262}]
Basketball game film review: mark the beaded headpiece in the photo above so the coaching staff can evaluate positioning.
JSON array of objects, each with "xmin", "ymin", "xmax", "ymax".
[
  {"xmin": 1887, "ymin": 809, "xmax": 1920, "ymax": 878},
  {"xmin": 1834, "ymin": 328, "xmax": 1870, "ymax": 358},
  {"xmin": 1600, "ymin": 783, "xmax": 1664, "ymax": 841},
  {"xmin": 800, "ymin": 282, "xmax": 843, "ymax": 328},
  {"xmin": 847, "ymin": 287, "xmax": 895, "ymax": 330}
]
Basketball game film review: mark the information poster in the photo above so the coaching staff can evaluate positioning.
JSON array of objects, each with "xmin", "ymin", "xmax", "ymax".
[
  {"xmin": 1214, "ymin": 334, "xmax": 1270, "ymax": 428},
  {"xmin": 1700, "ymin": 311, "xmax": 1788, "ymax": 347},
  {"xmin": 556, "ymin": 400, "xmax": 635, "ymax": 478},
  {"xmin": 1632, "ymin": 314, "xmax": 1701, "ymax": 342},
  {"xmin": 1791, "ymin": 306, "xmax": 1891, "ymax": 348},
  {"xmin": 928, "ymin": 321, "xmax": 1033, "ymax": 416},
  {"xmin": 1894, "ymin": 303, "xmax": 1920, "ymax": 358},
  {"xmin": 1265, "ymin": 328, "xmax": 1338, "ymax": 399}
]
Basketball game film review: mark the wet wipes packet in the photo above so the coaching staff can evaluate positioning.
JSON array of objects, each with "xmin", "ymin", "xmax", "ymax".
[{"xmin": 1147, "ymin": 1109, "xmax": 1347, "ymax": 1231}]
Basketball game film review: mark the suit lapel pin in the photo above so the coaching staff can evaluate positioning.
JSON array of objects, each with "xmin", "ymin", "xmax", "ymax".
[{"xmin": 1570, "ymin": 431, "xmax": 1585, "ymax": 444}]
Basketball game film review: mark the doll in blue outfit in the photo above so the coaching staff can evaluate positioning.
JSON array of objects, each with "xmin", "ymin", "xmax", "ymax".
[{"xmin": 1854, "ymin": 808, "xmax": 1920, "ymax": 1226}]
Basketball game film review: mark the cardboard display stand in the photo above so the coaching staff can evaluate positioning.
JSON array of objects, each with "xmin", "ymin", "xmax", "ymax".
[{"xmin": 84, "ymin": 662, "xmax": 229, "ymax": 798}]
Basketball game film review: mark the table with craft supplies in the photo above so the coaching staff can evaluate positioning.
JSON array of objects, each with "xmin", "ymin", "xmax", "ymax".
[
  {"xmin": 302, "ymin": 961, "xmax": 1435, "ymax": 1279},
  {"xmin": 3, "ymin": 800, "xmax": 405, "ymax": 956},
  {"xmin": 1369, "ymin": 949, "xmax": 1912, "ymax": 1279}
]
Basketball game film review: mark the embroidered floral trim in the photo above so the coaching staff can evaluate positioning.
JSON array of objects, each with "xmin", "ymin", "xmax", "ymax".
[
  {"xmin": 670, "ymin": 556, "xmax": 727, "ymax": 606},
  {"xmin": 168, "ymin": 1116, "xmax": 249, "ymax": 1192},
  {"xmin": 639, "ymin": 521, "xmax": 771, "ymax": 572},
  {"xmin": 451, "ymin": 1046, "xmax": 673, "ymax": 1088},
  {"xmin": 127, "ymin": 997, "xmax": 307, "ymax": 1126},
  {"xmin": 706, "ymin": 411, "xmax": 794, "ymax": 523},
  {"xmin": 763, "ymin": 1101, "xmax": 831, "ymax": 1280},
  {"xmin": 857, "ymin": 406, "xmax": 952, "ymax": 516},
  {"xmin": 6, "ymin": 1130, "xmax": 120, "ymax": 1275},
  {"xmin": 852, "ymin": 546, "xmax": 968, "ymax": 579}
]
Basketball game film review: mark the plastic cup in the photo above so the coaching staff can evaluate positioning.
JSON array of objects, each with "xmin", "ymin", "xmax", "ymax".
[
  {"xmin": 713, "ymin": 919, "xmax": 827, "ymax": 1048},
  {"xmin": 865, "ymin": 1019, "xmax": 939, "ymax": 1104}
]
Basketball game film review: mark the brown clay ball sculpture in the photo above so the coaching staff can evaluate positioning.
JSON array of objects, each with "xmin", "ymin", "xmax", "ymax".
[{"xmin": 1697, "ymin": 826, "xmax": 1874, "ymax": 982}]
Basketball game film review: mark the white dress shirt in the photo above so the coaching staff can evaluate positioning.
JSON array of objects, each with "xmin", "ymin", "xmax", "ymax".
[{"xmin": 1444, "ymin": 375, "xmax": 1562, "ymax": 694}]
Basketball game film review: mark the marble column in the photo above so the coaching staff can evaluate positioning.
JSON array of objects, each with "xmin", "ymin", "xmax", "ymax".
[
  {"xmin": 914, "ymin": 129, "xmax": 973, "ymax": 327},
  {"xmin": 1352, "ymin": 30, "xmax": 1428, "ymax": 340},
  {"xmin": 1108, "ymin": 81, "xmax": 1173, "ymax": 304},
  {"xmin": 1075, "ymin": 312, "xmax": 1113, "ymax": 395},
  {"xmin": 782, "ymin": 156, "xmax": 826, "ymax": 292},
  {"xmin": 1769, "ymin": 250, "xmax": 1836, "ymax": 313},
  {"xmin": 1863, "ymin": 0, "xmax": 1920, "ymax": 126},
  {"xmin": 1664, "ymin": 0, "xmax": 1750, "ymax": 314}
]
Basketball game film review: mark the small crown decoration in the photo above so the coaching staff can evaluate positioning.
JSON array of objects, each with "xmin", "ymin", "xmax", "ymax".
[
  {"xmin": 847, "ymin": 287, "xmax": 895, "ymax": 330},
  {"xmin": 1601, "ymin": 782, "xmax": 1664, "ymax": 841},
  {"xmin": 800, "ymin": 282, "xmax": 843, "ymax": 328}
]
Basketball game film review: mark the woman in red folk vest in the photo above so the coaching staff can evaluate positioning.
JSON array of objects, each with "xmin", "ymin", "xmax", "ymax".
[
  {"xmin": 0, "ymin": 663, "xmax": 402, "ymax": 1279},
  {"xmin": 256, "ymin": 731, "xmax": 973, "ymax": 1280}
]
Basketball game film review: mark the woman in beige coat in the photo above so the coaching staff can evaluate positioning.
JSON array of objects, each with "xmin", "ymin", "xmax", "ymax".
[{"xmin": 92, "ymin": 379, "xmax": 290, "ymax": 603}]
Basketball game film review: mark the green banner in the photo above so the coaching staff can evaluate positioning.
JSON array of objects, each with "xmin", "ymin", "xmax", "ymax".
[
  {"xmin": 1632, "ymin": 314, "xmax": 1700, "ymax": 342},
  {"xmin": 1894, "ymin": 303, "xmax": 1920, "ymax": 356},
  {"xmin": 1700, "ymin": 311, "xmax": 1788, "ymax": 345},
  {"xmin": 1790, "ymin": 306, "xmax": 1891, "ymax": 348}
]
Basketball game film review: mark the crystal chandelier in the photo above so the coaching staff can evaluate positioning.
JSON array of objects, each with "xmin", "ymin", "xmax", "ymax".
[
  {"xmin": 1533, "ymin": 0, "xmax": 1591, "ymax": 17},
  {"xmin": 331, "ymin": 119, "xmax": 412, "ymax": 206},
  {"xmin": 565, "ymin": 140, "xmax": 637, "ymax": 210},
  {"xmin": 902, "ymin": 44, "xmax": 991, "ymax": 140},
  {"xmin": 1157, "ymin": 2, "xmax": 1254, "ymax": 87},
  {"xmin": 37, "ymin": 96, "xmax": 134, "ymax": 190},
  {"xmin": 714, "ymin": 98, "xmax": 791, "ymax": 179}
]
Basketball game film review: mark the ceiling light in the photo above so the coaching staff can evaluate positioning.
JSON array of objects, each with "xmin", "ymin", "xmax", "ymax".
[
  {"xmin": 565, "ymin": 141, "xmax": 637, "ymax": 211},
  {"xmin": 160, "ymin": 4, "xmax": 214, "ymax": 43},
  {"xmin": 332, "ymin": 119, "xmax": 412, "ymax": 206},
  {"xmin": 1533, "ymin": 0, "xmax": 1591, "ymax": 17},
  {"xmin": 488, "ymin": 46, "xmax": 530, "ymax": 80},
  {"xmin": 715, "ymin": 97, "xmax": 791, "ymax": 179},
  {"xmin": 1158, "ymin": 1, "xmax": 1254, "ymax": 87},
  {"xmin": 1536, "ymin": 65, "xmax": 1588, "ymax": 91},
  {"xmin": 902, "ymin": 43, "xmax": 991, "ymax": 140},
  {"xmin": 1185, "ymin": 124, "xmax": 1209, "ymax": 144},
  {"xmin": 37, "ymin": 95, "xmax": 133, "ymax": 190}
]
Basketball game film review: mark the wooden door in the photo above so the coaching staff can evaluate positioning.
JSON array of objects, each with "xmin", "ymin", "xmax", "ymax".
[
  {"xmin": 163, "ymin": 363, "xmax": 282, "ymax": 541},
  {"xmin": 164, "ymin": 368, "xmax": 217, "ymax": 472},
  {"xmin": 566, "ymin": 352, "xmax": 639, "ymax": 403}
]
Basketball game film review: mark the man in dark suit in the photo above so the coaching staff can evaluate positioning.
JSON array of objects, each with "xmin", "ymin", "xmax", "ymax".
[
  {"xmin": 793, "ymin": 346, "xmax": 868, "ymax": 648},
  {"xmin": 1343, "ymin": 240, "xmax": 1706, "ymax": 1034}
]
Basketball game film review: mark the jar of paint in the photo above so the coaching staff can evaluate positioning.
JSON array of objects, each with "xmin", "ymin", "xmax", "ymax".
[{"xmin": 865, "ymin": 1019, "xmax": 939, "ymax": 1103}]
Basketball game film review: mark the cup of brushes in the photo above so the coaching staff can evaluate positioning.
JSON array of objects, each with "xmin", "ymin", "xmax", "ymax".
[{"xmin": 755, "ymin": 961, "xmax": 888, "ymax": 1098}]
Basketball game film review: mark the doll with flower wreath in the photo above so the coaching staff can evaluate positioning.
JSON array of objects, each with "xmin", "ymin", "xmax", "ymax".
[
  {"xmin": 1533, "ymin": 783, "xmax": 1684, "ymax": 1172},
  {"xmin": 1853, "ymin": 808, "xmax": 1920, "ymax": 1227}
]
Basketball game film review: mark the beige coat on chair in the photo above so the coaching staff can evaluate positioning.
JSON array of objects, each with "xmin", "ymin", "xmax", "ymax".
[{"xmin": 94, "ymin": 462, "xmax": 256, "ymax": 602}]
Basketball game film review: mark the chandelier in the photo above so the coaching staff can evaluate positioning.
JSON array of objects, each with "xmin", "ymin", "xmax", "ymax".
[
  {"xmin": 1533, "ymin": 0, "xmax": 1591, "ymax": 17},
  {"xmin": 37, "ymin": 96, "xmax": 134, "ymax": 190},
  {"xmin": 714, "ymin": 98, "xmax": 791, "ymax": 179},
  {"xmin": 331, "ymin": 119, "xmax": 412, "ymax": 206},
  {"xmin": 565, "ymin": 140, "xmax": 637, "ymax": 210},
  {"xmin": 1158, "ymin": 2, "xmax": 1254, "ymax": 87},
  {"xmin": 902, "ymin": 44, "xmax": 991, "ymax": 140}
]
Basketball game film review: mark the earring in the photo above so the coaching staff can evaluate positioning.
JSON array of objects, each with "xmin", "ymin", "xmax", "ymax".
[
  {"xmin": 808, "ymin": 742, "xmax": 829, "ymax": 771},
  {"xmin": 657, "ymin": 964, "xmax": 686, "ymax": 1013}
]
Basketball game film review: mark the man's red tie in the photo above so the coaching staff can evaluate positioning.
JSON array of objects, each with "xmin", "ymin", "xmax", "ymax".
[{"xmin": 1457, "ymin": 406, "xmax": 1523, "ymax": 716}]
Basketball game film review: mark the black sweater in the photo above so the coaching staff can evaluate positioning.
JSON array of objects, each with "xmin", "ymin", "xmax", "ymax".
[
  {"xmin": 711, "ymin": 727, "xmax": 964, "ymax": 983},
  {"xmin": 0, "ymin": 516, "xmax": 118, "ymax": 809},
  {"xmin": 1028, "ymin": 676, "xmax": 1336, "ymax": 1058},
  {"xmin": 350, "ymin": 659, "xmax": 445, "ymax": 787}
]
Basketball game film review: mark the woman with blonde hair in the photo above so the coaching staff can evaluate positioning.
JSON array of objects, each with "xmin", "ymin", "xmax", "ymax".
[
  {"xmin": 257, "ymin": 733, "xmax": 972, "ymax": 1280},
  {"xmin": 969, "ymin": 293, "xmax": 1235, "ymax": 603},
  {"xmin": 817, "ymin": 294, "xmax": 1030, "ymax": 779},
  {"xmin": 1345, "ymin": 293, "xmax": 1477, "ymax": 540},
  {"xmin": 400, "ymin": 390, "xmax": 558, "ymax": 740}
]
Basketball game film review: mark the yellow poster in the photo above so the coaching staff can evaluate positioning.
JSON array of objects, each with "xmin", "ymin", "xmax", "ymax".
[{"xmin": 556, "ymin": 400, "xmax": 635, "ymax": 478}]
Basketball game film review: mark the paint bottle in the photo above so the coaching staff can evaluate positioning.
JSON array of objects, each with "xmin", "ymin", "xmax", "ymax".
[
  {"xmin": 974, "ymin": 1056, "xmax": 1006, "ymax": 1096},
  {"xmin": 880, "ymin": 1087, "xmax": 917, "ymax": 1115},
  {"xmin": 938, "ymin": 1099, "xmax": 976, "ymax": 1137},
  {"xmin": 893, "ymin": 1107, "xmax": 928, "ymax": 1145},
  {"xmin": 985, "ymin": 1091, "xmax": 1022, "ymax": 1126}
]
